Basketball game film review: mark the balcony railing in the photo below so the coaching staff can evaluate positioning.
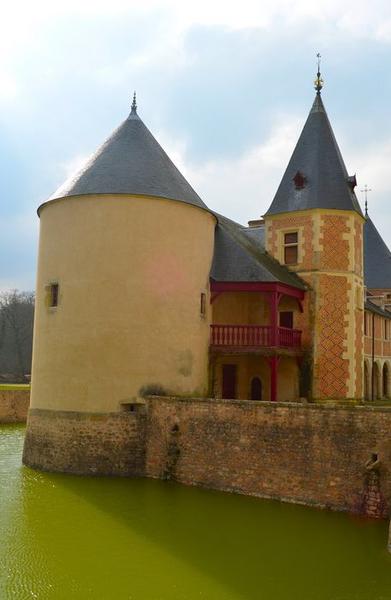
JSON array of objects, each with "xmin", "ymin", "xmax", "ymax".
[{"xmin": 210, "ymin": 324, "xmax": 302, "ymax": 349}]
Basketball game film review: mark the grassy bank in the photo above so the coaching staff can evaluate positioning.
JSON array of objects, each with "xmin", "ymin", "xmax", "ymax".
[{"xmin": 0, "ymin": 384, "xmax": 30, "ymax": 391}]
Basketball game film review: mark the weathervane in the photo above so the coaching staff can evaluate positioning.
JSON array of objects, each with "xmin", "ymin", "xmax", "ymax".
[
  {"xmin": 314, "ymin": 52, "xmax": 324, "ymax": 94},
  {"xmin": 360, "ymin": 184, "xmax": 372, "ymax": 216}
]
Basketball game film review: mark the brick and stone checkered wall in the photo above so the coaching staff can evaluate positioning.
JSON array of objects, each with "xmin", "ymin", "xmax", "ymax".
[
  {"xmin": 0, "ymin": 389, "xmax": 30, "ymax": 423},
  {"xmin": 315, "ymin": 274, "xmax": 350, "ymax": 398}
]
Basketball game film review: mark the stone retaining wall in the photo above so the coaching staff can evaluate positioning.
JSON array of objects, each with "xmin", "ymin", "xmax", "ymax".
[
  {"xmin": 22, "ymin": 397, "xmax": 391, "ymax": 520},
  {"xmin": 23, "ymin": 407, "xmax": 146, "ymax": 476},
  {"xmin": 145, "ymin": 398, "xmax": 391, "ymax": 518},
  {"xmin": 0, "ymin": 389, "xmax": 30, "ymax": 423}
]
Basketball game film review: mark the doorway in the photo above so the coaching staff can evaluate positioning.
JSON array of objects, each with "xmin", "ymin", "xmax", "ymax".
[
  {"xmin": 279, "ymin": 311, "xmax": 293, "ymax": 328},
  {"xmin": 250, "ymin": 377, "xmax": 263, "ymax": 400},
  {"xmin": 222, "ymin": 364, "xmax": 237, "ymax": 399}
]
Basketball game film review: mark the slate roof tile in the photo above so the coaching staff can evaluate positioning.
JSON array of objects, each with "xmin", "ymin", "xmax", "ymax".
[
  {"xmin": 364, "ymin": 216, "xmax": 391, "ymax": 289},
  {"xmin": 265, "ymin": 94, "xmax": 362, "ymax": 216},
  {"xmin": 47, "ymin": 106, "xmax": 207, "ymax": 211},
  {"xmin": 210, "ymin": 214, "xmax": 306, "ymax": 290}
]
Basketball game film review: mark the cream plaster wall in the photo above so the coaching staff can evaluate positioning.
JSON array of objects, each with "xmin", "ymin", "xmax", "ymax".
[
  {"xmin": 212, "ymin": 293, "xmax": 270, "ymax": 325},
  {"xmin": 31, "ymin": 194, "xmax": 216, "ymax": 412}
]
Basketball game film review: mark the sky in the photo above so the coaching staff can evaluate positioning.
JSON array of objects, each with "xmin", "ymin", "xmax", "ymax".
[{"xmin": 2, "ymin": 0, "xmax": 391, "ymax": 291}]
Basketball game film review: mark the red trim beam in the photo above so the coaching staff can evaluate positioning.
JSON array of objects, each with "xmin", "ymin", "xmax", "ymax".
[{"xmin": 210, "ymin": 280, "xmax": 305, "ymax": 301}]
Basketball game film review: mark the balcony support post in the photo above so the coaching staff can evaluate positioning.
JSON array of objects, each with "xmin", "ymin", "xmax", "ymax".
[
  {"xmin": 269, "ymin": 291, "xmax": 282, "ymax": 347},
  {"xmin": 267, "ymin": 355, "xmax": 280, "ymax": 402}
]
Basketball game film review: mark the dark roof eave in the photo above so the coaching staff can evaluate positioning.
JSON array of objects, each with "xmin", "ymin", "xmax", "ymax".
[
  {"xmin": 264, "ymin": 206, "xmax": 366, "ymax": 221},
  {"xmin": 365, "ymin": 300, "xmax": 391, "ymax": 319},
  {"xmin": 37, "ymin": 191, "xmax": 216, "ymax": 218}
]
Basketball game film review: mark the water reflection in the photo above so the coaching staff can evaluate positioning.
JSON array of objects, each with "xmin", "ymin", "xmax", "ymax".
[{"xmin": 1, "ymin": 425, "xmax": 391, "ymax": 600}]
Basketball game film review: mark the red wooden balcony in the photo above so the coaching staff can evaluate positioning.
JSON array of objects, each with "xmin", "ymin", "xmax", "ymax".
[{"xmin": 210, "ymin": 324, "xmax": 302, "ymax": 349}]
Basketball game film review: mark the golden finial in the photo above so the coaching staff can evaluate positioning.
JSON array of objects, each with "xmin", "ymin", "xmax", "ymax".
[{"xmin": 314, "ymin": 53, "xmax": 324, "ymax": 94}]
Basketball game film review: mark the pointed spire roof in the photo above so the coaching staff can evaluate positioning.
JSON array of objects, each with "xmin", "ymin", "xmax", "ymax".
[
  {"xmin": 265, "ymin": 93, "xmax": 363, "ymax": 217},
  {"xmin": 46, "ymin": 97, "xmax": 208, "ymax": 212},
  {"xmin": 364, "ymin": 214, "xmax": 391, "ymax": 289}
]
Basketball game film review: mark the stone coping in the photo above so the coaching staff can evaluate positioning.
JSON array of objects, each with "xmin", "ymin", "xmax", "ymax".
[
  {"xmin": 146, "ymin": 396, "xmax": 391, "ymax": 413},
  {"xmin": 28, "ymin": 398, "xmax": 391, "ymax": 416},
  {"xmin": 28, "ymin": 408, "xmax": 144, "ymax": 420}
]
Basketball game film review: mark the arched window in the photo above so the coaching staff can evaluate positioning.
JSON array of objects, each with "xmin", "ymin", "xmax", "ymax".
[
  {"xmin": 373, "ymin": 363, "xmax": 381, "ymax": 400},
  {"xmin": 250, "ymin": 377, "xmax": 263, "ymax": 401}
]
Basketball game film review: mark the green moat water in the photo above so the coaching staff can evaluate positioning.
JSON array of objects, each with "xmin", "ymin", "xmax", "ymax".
[{"xmin": 1, "ymin": 425, "xmax": 391, "ymax": 600}]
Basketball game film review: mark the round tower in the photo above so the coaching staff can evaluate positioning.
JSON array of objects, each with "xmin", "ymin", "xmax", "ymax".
[{"xmin": 23, "ymin": 97, "xmax": 216, "ymax": 474}]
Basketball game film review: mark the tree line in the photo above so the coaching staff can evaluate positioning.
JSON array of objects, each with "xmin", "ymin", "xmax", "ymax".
[{"xmin": 0, "ymin": 290, "xmax": 34, "ymax": 382}]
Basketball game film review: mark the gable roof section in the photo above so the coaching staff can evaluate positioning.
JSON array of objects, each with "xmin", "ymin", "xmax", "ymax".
[
  {"xmin": 47, "ymin": 106, "xmax": 207, "ymax": 211},
  {"xmin": 265, "ymin": 94, "xmax": 362, "ymax": 216},
  {"xmin": 364, "ymin": 216, "xmax": 391, "ymax": 289},
  {"xmin": 365, "ymin": 298, "xmax": 391, "ymax": 319},
  {"xmin": 210, "ymin": 214, "xmax": 306, "ymax": 290}
]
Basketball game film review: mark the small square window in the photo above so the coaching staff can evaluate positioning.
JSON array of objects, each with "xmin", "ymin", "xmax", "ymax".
[
  {"xmin": 284, "ymin": 232, "xmax": 298, "ymax": 245},
  {"xmin": 284, "ymin": 245, "xmax": 298, "ymax": 265},
  {"xmin": 49, "ymin": 283, "xmax": 59, "ymax": 307},
  {"xmin": 279, "ymin": 311, "xmax": 293, "ymax": 329},
  {"xmin": 283, "ymin": 231, "xmax": 299, "ymax": 265}
]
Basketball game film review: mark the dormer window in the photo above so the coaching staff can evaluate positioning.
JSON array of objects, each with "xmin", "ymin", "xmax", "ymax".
[
  {"xmin": 293, "ymin": 171, "xmax": 306, "ymax": 190},
  {"xmin": 284, "ymin": 232, "xmax": 298, "ymax": 265},
  {"xmin": 347, "ymin": 175, "xmax": 357, "ymax": 191}
]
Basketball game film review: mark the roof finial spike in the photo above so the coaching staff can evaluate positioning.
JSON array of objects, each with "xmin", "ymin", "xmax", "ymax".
[
  {"xmin": 314, "ymin": 52, "xmax": 324, "ymax": 95},
  {"xmin": 131, "ymin": 91, "xmax": 137, "ymax": 113},
  {"xmin": 360, "ymin": 184, "xmax": 372, "ymax": 217}
]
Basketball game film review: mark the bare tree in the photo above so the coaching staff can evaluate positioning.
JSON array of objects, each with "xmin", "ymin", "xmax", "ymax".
[{"xmin": 0, "ymin": 290, "xmax": 34, "ymax": 381}]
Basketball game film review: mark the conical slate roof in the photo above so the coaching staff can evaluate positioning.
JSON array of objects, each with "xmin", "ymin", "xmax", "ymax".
[
  {"xmin": 265, "ymin": 94, "xmax": 362, "ymax": 216},
  {"xmin": 364, "ymin": 215, "xmax": 391, "ymax": 289},
  {"xmin": 47, "ymin": 103, "xmax": 207, "ymax": 211}
]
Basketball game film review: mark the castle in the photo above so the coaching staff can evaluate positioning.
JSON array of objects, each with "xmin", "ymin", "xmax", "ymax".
[{"xmin": 22, "ymin": 71, "xmax": 391, "ymax": 525}]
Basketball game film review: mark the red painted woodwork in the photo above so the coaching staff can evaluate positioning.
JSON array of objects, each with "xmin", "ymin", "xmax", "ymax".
[
  {"xmin": 266, "ymin": 356, "xmax": 281, "ymax": 402},
  {"xmin": 210, "ymin": 325, "xmax": 301, "ymax": 348},
  {"xmin": 210, "ymin": 280, "xmax": 305, "ymax": 302},
  {"xmin": 222, "ymin": 364, "xmax": 237, "ymax": 399},
  {"xmin": 268, "ymin": 291, "xmax": 281, "ymax": 346},
  {"xmin": 278, "ymin": 327, "xmax": 301, "ymax": 347}
]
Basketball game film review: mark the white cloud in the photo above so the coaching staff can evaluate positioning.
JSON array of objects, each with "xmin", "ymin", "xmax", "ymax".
[
  {"xmin": 61, "ymin": 154, "xmax": 90, "ymax": 179},
  {"xmin": 47, "ymin": 153, "xmax": 91, "ymax": 201},
  {"xmin": 157, "ymin": 114, "xmax": 302, "ymax": 223},
  {"xmin": 159, "ymin": 113, "xmax": 391, "ymax": 250},
  {"xmin": 0, "ymin": 70, "xmax": 18, "ymax": 102},
  {"xmin": 350, "ymin": 140, "xmax": 391, "ymax": 194}
]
